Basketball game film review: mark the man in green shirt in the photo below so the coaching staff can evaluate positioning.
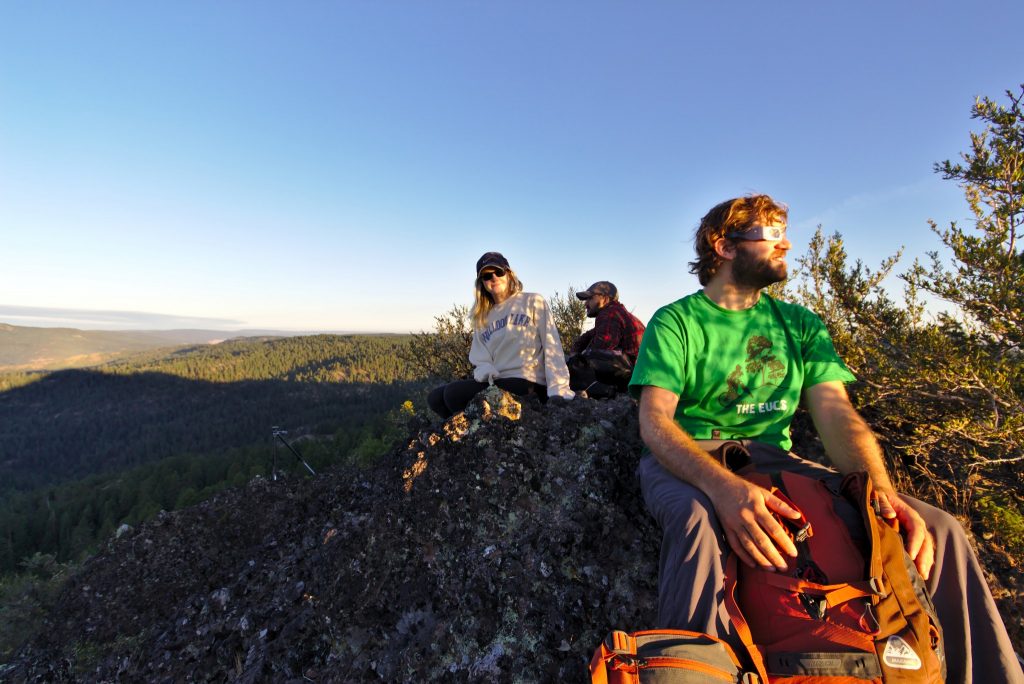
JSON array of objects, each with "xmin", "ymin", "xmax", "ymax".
[{"xmin": 629, "ymin": 194, "xmax": 1022, "ymax": 683}]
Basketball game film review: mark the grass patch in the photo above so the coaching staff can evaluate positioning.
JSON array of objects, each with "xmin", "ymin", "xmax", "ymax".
[{"xmin": 975, "ymin": 492, "xmax": 1024, "ymax": 557}]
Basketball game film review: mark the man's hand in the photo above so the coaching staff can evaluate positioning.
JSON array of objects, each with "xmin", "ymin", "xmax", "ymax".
[
  {"xmin": 639, "ymin": 386, "xmax": 803, "ymax": 572},
  {"xmin": 876, "ymin": 489, "xmax": 935, "ymax": 580},
  {"xmin": 708, "ymin": 473, "xmax": 802, "ymax": 572}
]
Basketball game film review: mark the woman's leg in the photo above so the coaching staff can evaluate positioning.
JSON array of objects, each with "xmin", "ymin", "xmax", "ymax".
[
  {"xmin": 494, "ymin": 377, "xmax": 548, "ymax": 403},
  {"xmin": 427, "ymin": 384, "xmax": 452, "ymax": 419},
  {"xmin": 440, "ymin": 379, "xmax": 488, "ymax": 417},
  {"xmin": 433, "ymin": 378, "xmax": 549, "ymax": 420}
]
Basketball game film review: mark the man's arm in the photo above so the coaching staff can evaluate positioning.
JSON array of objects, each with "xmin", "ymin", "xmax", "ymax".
[
  {"xmin": 638, "ymin": 385, "xmax": 801, "ymax": 571},
  {"xmin": 804, "ymin": 381, "xmax": 935, "ymax": 579},
  {"xmin": 587, "ymin": 309, "xmax": 624, "ymax": 353}
]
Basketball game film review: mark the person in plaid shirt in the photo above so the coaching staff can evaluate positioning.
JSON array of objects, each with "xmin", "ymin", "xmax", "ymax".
[{"xmin": 567, "ymin": 281, "xmax": 646, "ymax": 397}]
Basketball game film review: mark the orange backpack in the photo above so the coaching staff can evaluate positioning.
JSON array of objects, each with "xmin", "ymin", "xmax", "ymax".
[{"xmin": 589, "ymin": 629, "xmax": 754, "ymax": 683}]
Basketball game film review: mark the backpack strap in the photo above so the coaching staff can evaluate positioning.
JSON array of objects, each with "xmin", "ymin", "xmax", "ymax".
[
  {"xmin": 724, "ymin": 553, "xmax": 770, "ymax": 683},
  {"xmin": 765, "ymin": 651, "xmax": 883, "ymax": 679},
  {"xmin": 767, "ymin": 471, "xmax": 842, "ymax": 619},
  {"xmin": 759, "ymin": 573, "xmax": 885, "ymax": 608},
  {"xmin": 590, "ymin": 630, "xmax": 636, "ymax": 684}
]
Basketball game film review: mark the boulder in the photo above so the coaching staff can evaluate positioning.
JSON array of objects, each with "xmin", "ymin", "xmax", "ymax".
[{"xmin": 8, "ymin": 390, "xmax": 658, "ymax": 682}]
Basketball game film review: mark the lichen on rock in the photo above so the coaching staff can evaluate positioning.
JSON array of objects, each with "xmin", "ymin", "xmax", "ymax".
[{"xmin": 8, "ymin": 390, "xmax": 659, "ymax": 682}]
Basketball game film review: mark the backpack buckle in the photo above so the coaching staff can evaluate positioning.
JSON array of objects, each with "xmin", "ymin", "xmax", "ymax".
[
  {"xmin": 799, "ymin": 593, "xmax": 827, "ymax": 620},
  {"xmin": 609, "ymin": 654, "xmax": 644, "ymax": 671}
]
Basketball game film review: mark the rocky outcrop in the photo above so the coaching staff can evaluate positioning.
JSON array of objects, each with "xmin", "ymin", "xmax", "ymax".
[{"xmin": 7, "ymin": 388, "xmax": 658, "ymax": 682}]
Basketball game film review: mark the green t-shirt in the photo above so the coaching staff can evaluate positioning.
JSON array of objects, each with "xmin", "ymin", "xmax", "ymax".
[{"xmin": 629, "ymin": 291, "xmax": 856, "ymax": 451}]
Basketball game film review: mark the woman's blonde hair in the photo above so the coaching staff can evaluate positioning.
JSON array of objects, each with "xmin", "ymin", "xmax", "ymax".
[{"xmin": 471, "ymin": 269, "xmax": 523, "ymax": 329}]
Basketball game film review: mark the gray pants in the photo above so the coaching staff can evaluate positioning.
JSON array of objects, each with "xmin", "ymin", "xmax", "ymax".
[{"xmin": 638, "ymin": 444, "xmax": 1024, "ymax": 684}]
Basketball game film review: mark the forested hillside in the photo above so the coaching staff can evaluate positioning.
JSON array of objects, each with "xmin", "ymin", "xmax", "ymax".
[
  {"xmin": 0, "ymin": 334, "xmax": 429, "ymax": 574},
  {"xmin": 100, "ymin": 333, "xmax": 414, "ymax": 384}
]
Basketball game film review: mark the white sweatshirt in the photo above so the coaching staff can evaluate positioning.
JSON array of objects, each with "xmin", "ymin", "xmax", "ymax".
[{"xmin": 468, "ymin": 292, "xmax": 574, "ymax": 399}]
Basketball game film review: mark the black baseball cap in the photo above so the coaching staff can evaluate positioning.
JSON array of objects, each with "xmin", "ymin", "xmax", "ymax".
[
  {"xmin": 577, "ymin": 281, "xmax": 618, "ymax": 301},
  {"xmin": 476, "ymin": 252, "xmax": 511, "ymax": 276}
]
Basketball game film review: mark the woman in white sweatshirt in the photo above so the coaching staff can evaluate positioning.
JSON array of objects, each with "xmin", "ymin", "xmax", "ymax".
[{"xmin": 427, "ymin": 252, "xmax": 575, "ymax": 418}]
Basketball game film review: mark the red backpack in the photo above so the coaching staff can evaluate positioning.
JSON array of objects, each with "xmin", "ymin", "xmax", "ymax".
[
  {"xmin": 592, "ymin": 447, "xmax": 945, "ymax": 683},
  {"xmin": 723, "ymin": 463, "xmax": 945, "ymax": 683}
]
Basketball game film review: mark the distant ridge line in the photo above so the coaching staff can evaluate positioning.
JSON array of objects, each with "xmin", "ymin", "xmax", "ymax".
[{"xmin": 0, "ymin": 324, "xmax": 403, "ymax": 372}]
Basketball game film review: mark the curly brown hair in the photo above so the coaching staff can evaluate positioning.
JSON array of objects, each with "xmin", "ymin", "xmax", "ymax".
[{"xmin": 688, "ymin": 194, "xmax": 789, "ymax": 285}]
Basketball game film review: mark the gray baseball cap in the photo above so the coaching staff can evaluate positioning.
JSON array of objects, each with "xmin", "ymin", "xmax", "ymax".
[{"xmin": 577, "ymin": 281, "xmax": 618, "ymax": 301}]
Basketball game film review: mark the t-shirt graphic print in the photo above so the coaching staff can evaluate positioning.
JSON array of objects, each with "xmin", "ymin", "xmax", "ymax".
[{"xmin": 629, "ymin": 292, "xmax": 856, "ymax": 451}]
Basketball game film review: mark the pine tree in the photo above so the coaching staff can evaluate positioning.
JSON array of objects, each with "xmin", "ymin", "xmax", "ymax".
[
  {"xmin": 549, "ymin": 286, "xmax": 587, "ymax": 351},
  {"xmin": 787, "ymin": 86, "xmax": 1024, "ymax": 514},
  {"xmin": 904, "ymin": 85, "xmax": 1024, "ymax": 354}
]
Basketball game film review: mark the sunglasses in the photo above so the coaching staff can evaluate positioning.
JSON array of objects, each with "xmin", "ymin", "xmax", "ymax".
[
  {"xmin": 479, "ymin": 268, "xmax": 507, "ymax": 281},
  {"xmin": 725, "ymin": 225, "xmax": 787, "ymax": 242}
]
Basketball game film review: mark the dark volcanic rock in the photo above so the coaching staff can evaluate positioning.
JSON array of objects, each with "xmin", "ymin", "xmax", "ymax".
[{"xmin": 6, "ymin": 388, "xmax": 658, "ymax": 682}]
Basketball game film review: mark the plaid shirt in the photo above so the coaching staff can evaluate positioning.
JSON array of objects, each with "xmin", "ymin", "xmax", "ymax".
[{"xmin": 571, "ymin": 300, "xmax": 646, "ymax": 360}]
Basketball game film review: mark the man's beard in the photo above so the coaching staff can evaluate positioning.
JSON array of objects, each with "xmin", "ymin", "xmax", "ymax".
[{"xmin": 731, "ymin": 245, "xmax": 788, "ymax": 290}]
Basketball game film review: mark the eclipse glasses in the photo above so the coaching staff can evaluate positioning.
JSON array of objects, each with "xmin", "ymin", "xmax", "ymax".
[{"xmin": 725, "ymin": 225, "xmax": 787, "ymax": 242}]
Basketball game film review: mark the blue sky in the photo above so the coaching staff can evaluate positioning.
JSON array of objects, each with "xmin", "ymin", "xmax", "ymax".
[{"xmin": 1, "ymin": 2, "xmax": 1021, "ymax": 332}]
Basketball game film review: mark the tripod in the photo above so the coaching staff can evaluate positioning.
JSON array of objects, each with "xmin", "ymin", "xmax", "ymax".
[{"xmin": 271, "ymin": 426, "xmax": 317, "ymax": 480}]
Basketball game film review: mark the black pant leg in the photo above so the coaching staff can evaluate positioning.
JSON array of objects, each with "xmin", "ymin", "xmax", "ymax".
[
  {"xmin": 495, "ymin": 377, "xmax": 548, "ymax": 403},
  {"xmin": 427, "ymin": 385, "xmax": 451, "ymax": 418},
  {"xmin": 431, "ymin": 377, "xmax": 549, "ymax": 419},
  {"xmin": 440, "ymin": 379, "xmax": 488, "ymax": 416}
]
